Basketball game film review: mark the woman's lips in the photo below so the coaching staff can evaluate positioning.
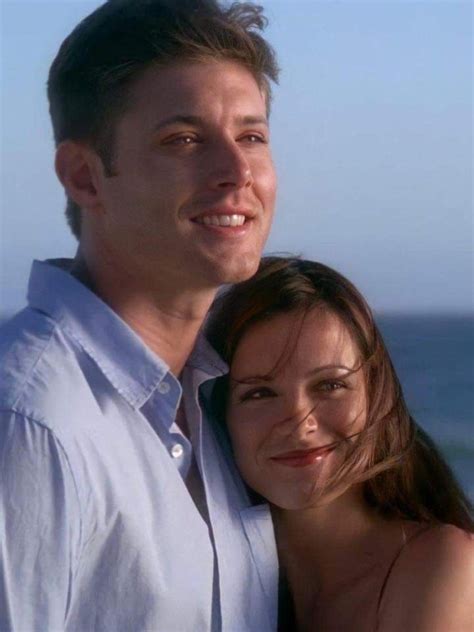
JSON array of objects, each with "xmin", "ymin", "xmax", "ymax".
[{"xmin": 270, "ymin": 445, "xmax": 336, "ymax": 468}]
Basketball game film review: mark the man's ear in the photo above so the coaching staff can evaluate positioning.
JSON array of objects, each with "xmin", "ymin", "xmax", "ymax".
[{"xmin": 55, "ymin": 141, "xmax": 104, "ymax": 213}]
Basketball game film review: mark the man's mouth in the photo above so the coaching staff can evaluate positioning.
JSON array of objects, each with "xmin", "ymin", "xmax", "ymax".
[
  {"xmin": 194, "ymin": 213, "xmax": 246, "ymax": 227},
  {"xmin": 190, "ymin": 206, "xmax": 254, "ymax": 231},
  {"xmin": 270, "ymin": 443, "xmax": 337, "ymax": 468}
]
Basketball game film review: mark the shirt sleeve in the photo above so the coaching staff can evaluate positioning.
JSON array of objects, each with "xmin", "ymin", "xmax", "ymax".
[{"xmin": 0, "ymin": 411, "xmax": 82, "ymax": 631}]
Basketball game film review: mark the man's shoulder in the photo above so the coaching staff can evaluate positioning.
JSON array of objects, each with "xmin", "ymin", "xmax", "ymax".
[
  {"xmin": 0, "ymin": 307, "xmax": 88, "ymax": 425},
  {"xmin": 0, "ymin": 308, "xmax": 57, "ymax": 405}
]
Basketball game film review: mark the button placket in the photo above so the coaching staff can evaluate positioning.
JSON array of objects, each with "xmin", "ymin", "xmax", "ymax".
[
  {"xmin": 158, "ymin": 381, "xmax": 171, "ymax": 395},
  {"xmin": 170, "ymin": 443, "xmax": 184, "ymax": 459}
]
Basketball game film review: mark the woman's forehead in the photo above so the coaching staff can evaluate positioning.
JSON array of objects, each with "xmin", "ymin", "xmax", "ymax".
[{"xmin": 230, "ymin": 307, "xmax": 360, "ymax": 378}]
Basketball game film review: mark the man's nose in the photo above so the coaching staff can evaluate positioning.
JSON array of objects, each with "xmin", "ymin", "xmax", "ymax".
[{"xmin": 207, "ymin": 140, "xmax": 253, "ymax": 190}]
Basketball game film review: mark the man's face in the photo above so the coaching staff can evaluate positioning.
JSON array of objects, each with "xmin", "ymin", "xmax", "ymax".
[{"xmin": 90, "ymin": 60, "xmax": 276, "ymax": 291}]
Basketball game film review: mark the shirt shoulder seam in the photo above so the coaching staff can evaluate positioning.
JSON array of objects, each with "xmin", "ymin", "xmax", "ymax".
[
  {"xmin": 2, "ymin": 408, "xmax": 85, "ymax": 564},
  {"xmin": 7, "ymin": 317, "xmax": 59, "ymax": 410}
]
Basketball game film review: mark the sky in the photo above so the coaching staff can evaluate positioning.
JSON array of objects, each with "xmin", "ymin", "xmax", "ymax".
[{"xmin": 1, "ymin": 0, "xmax": 472, "ymax": 315}]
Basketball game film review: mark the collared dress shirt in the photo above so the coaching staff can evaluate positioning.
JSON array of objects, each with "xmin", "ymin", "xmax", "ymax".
[{"xmin": 0, "ymin": 260, "xmax": 278, "ymax": 632}]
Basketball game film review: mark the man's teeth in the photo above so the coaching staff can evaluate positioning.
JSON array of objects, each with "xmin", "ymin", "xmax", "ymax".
[{"xmin": 195, "ymin": 214, "xmax": 246, "ymax": 227}]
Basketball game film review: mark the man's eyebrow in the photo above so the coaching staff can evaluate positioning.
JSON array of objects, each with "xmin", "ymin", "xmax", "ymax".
[
  {"xmin": 153, "ymin": 114, "xmax": 269, "ymax": 132},
  {"xmin": 235, "ymin": 115, "xmax": 269, "ymax": 126},
  {"xmin": 153, "ymin": 115, "xmax": 203, "ymax": 132}
]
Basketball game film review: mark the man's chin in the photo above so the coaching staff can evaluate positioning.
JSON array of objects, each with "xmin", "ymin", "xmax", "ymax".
[{"xmin": 211, "ymin": 257, "xmax": 261, "ymax": 286}]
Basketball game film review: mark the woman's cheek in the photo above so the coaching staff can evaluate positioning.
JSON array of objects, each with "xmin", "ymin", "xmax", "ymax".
[
  {"xmin": 228, "ymin": 414, "xmax": 264, "ymax": 466},
  {"xmin": 319, "ymin": 395, "xmax": 366, "ymax": 436}
]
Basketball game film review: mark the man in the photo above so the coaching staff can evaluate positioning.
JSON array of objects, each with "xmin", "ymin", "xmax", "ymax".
[{"xmin": 0, "ymin": 1, "xmax": 279, "ymax": 629}]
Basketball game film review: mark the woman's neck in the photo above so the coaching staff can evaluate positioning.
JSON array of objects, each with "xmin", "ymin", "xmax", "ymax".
[{"xmin": 274, "ymin": 486, "xmax": 388, "ymax": 598}]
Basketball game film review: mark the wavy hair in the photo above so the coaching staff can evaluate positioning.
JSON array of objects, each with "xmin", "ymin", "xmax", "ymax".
[{"xmin": 207, "ymin": 256, "xmax": 473, "ymax": 531}]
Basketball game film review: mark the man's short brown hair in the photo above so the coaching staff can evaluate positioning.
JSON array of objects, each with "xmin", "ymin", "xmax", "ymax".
[{"xmin": 47, "ymin": 0, "xmax": 279, "ymax": 239}]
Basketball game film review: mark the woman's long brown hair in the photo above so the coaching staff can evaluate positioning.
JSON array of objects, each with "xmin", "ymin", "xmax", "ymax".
[{"xmin": 207, "ymin": 256, "xmax": 473, "ymax": 531}]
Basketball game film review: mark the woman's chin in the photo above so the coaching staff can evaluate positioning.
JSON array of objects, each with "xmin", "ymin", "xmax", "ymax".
[{"xmin": 258, "ymin": 481, "xmax": 329, "ymax": 512}]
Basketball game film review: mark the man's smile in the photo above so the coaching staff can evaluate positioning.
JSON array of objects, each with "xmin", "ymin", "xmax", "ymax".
[{"xmin": 194, "ymin": 213, "xmax": 246, "ymax": 227}]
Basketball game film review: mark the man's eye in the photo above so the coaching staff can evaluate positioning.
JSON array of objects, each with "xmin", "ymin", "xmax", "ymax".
[
  {"xmin": 239, "ymin": 387, "xmax": 275, "ymax": 402},
  {"xmin": 164, "ymin": 134, "xmax": 200, "ymax": 145},
  {"xmin": 240, "ymin": 133, "xmax": 267, "ymax": 144}
]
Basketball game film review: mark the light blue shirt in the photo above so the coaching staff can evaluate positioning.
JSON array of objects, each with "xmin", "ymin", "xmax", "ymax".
[{"xmin": 0, "ymin": 260, "xmax": 278, "ymax": 632}]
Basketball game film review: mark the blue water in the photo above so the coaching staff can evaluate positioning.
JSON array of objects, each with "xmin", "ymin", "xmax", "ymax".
[
  {"xmin": 377, "ymin": 315, "xmax": 473, "ymax": 500},
  {"xmin": 1, "ymin": 312, "xmax": 472, "ymax": 498}
]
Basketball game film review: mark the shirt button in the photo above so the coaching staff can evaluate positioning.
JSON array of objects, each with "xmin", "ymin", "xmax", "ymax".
[
  {"xmin": 171, "ymin": 443, "xmax": 184, "ymax": 459},
  {"xmin": 158, "ymin": 381, "xmax": 170, "ymax": 395}
]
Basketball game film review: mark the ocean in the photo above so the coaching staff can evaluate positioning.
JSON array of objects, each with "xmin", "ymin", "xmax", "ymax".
[
  {"xmin": 1, "ymin": 312, "xmax": 472, "ymax": 499},
  {"xmin": 377, "ymin": 315, "xmax": 473, "ymax": 500}
]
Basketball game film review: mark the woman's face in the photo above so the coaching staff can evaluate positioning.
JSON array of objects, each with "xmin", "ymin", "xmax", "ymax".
[{"xmin": 227, "ymin": 307, "xmax": 368, "ymax": 509}]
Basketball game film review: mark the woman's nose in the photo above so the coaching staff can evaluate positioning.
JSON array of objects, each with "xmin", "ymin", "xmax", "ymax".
[{"xmin": 275, "ymin": 398, "xmax": 319, "ymax": 439}]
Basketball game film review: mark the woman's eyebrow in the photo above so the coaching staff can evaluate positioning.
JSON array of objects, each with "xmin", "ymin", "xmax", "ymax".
[
  {"xmin": 304, "ymin": 364, "xmax": 355, "ymax": 378},
  {"xmin": 231, "ymin": 364, "xmax": 357, "ymax": 385},
  {"xmin": 230, "ymin": 374, "xmax": 273, "ymax": 386}
]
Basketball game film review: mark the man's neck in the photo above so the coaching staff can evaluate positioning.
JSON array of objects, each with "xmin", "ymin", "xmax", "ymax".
[{"xmin": 72, "ymin": 250, "xmax": 217, "ymax": 375}]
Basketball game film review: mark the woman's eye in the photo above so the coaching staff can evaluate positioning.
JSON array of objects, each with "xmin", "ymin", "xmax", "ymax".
[
  {"xmin": 239, "ymin": 387, "xmax": 275, "ymax": 402},
  {"xmin": 318, "ymin": 381, "xmax": 346, "ymax": 393}
]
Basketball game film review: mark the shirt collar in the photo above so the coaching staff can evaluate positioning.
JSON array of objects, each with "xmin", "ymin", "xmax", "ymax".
[
  {"xmin": 187, "ymin": 332, "xmax": 228, "ymax": 380},
  {"xmin": 27, "ymin": 259, "xmax": 170, "ymax": 409}
]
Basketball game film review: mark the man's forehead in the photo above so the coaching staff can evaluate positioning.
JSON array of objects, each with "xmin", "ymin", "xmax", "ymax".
[
  {"xmin": 120, "ymin": 60, "xmax": 269, "ymax": 123},
  {"xmin": 133, "ymin": 58, "xmax": 259, "ymax": 86}
]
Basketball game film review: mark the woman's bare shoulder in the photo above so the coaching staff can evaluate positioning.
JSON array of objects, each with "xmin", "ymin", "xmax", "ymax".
[
  {"xmin": 378, "ymin": 523, "xmax": 474, "ymax": 632},
  {"xmin": 403, "ymin": 523, "xmax": 474, "ymax": 565}
]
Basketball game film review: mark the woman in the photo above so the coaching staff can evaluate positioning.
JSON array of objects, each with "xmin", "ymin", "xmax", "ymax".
[{"xmin": 208, "ymin": 256, "xmax": 474, "ymax": 631}]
